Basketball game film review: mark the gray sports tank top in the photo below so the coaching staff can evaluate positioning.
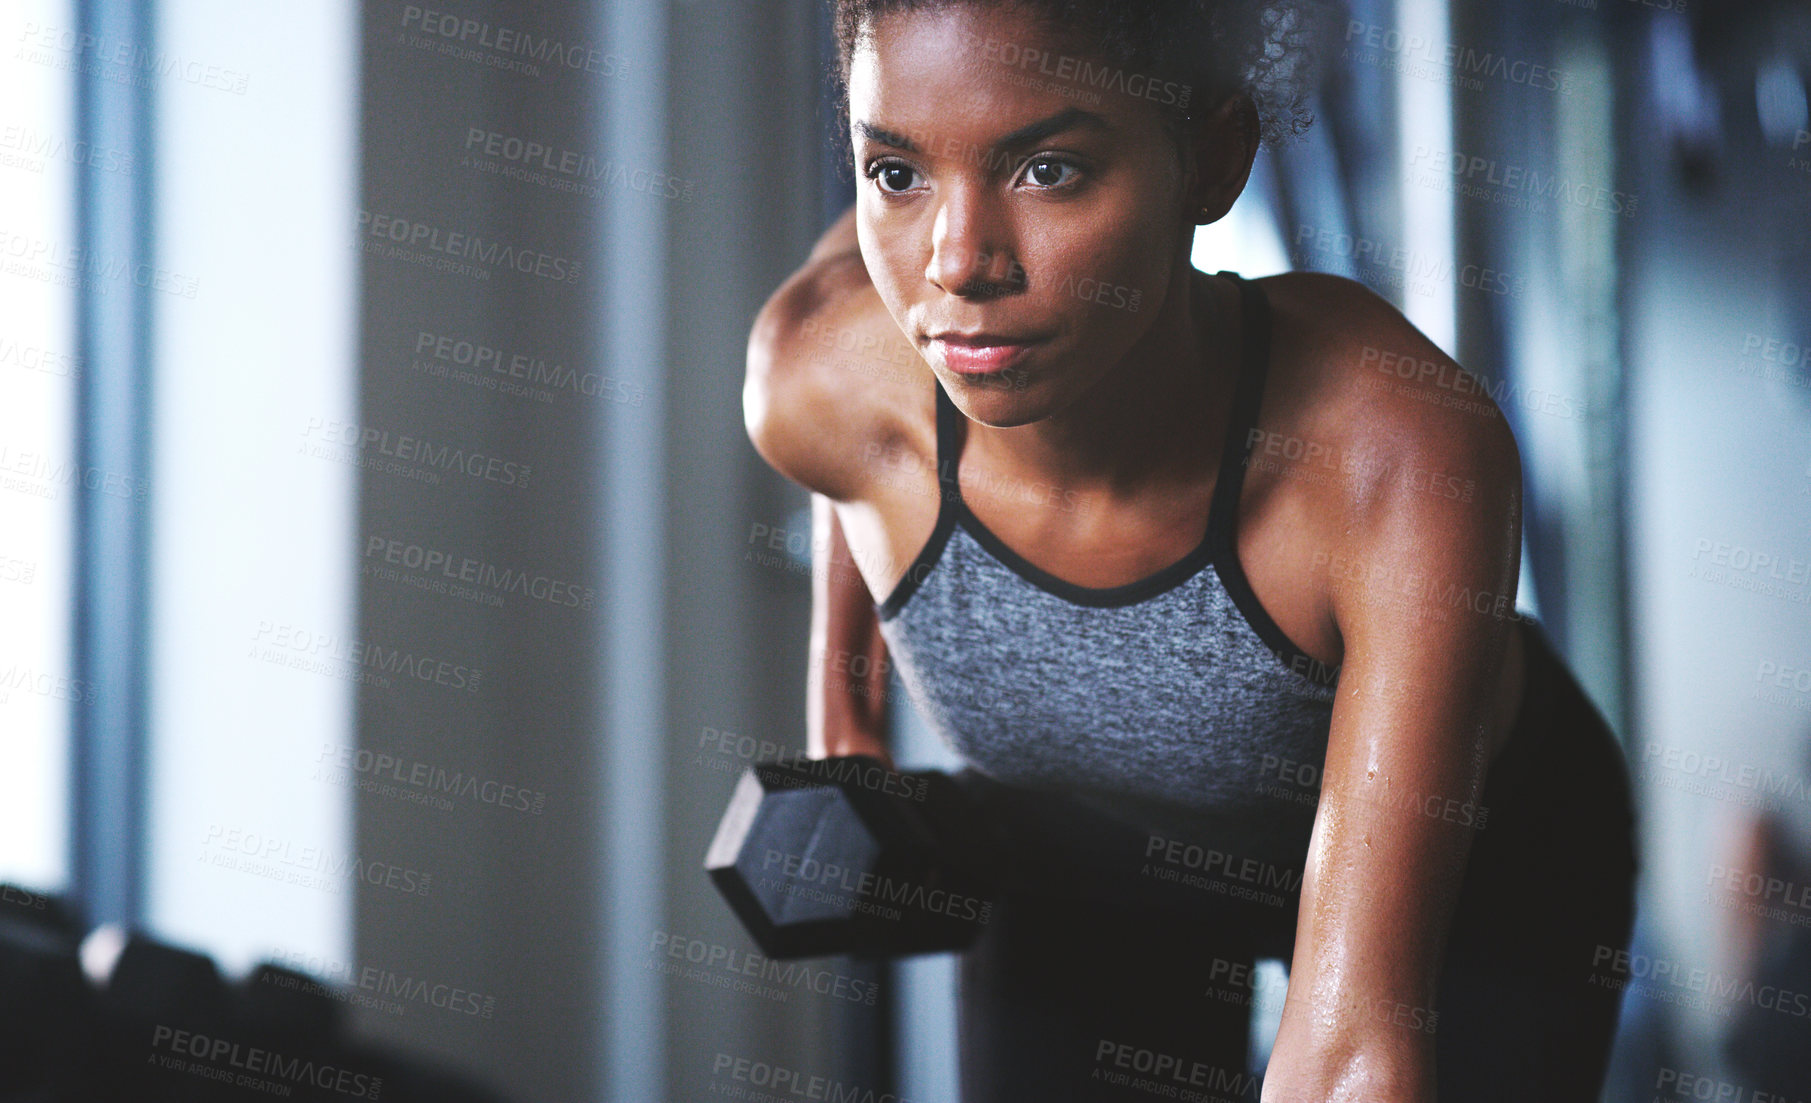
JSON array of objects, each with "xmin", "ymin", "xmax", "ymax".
[{"xmin": 874, "ymin": 273, "xmax": 1339, "ymax": 870}]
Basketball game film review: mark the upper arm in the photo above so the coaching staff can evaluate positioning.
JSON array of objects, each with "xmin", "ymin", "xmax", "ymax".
[
  {"xmin": 1316, "ymin": 363, "xmax": 1522, "ymax": 927},
  {"xmin": 1325, "ymin": 299, "xmax": 1523, "ymax": 746},
  {"xmin": 1266, "ymin": 285, "xmax": 1523, "ymax": 1096}
]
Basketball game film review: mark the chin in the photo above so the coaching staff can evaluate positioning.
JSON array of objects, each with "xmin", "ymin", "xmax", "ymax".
[{"xmin": 942, "ymin": 377, "xmax": 1054, "ymax": 428}]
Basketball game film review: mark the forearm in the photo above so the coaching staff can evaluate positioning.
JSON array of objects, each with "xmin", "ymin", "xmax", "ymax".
[
  {"xmin": 1260, "ymin": 982, "xmax": 1435, "ymax": 1103},
  {"xmin": 807, "ymin": 493, "xmax": 893, "ymax": 764},
  {"xmin": 1261, "ymin": 695, "xmax": 1497, "ymax": 1099},
  {"xmin": 1260, "ymin": 1051, "xmax": 1430, "ymax": 1103},
  {"xmin": 1263, "ymin": 873, "xmax": 1442, "ymax": 1102},
  {"xmin": 1261, "ymin": 737, "xmax": 1478, "ymax": 1102}
]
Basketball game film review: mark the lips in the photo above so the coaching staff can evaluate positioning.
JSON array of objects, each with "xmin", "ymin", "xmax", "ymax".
[{"xmin": 928, "ymin": 333, "xmax": 1042, "ymax": 376}]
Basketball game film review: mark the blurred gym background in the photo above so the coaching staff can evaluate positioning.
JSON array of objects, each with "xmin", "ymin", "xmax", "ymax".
[{"xmin": 1, "ymin": 0, "xmax": 1807, "ymax": 1099}]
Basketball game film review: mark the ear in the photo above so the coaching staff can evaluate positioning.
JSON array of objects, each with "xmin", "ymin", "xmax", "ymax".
[{"xmin": 1186, "ymin": 95, "xmax": 1259, "ymax": 225}]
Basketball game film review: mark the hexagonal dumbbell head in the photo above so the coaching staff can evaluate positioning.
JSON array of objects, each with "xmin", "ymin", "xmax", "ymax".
[{"xmin": 705, "ymin": 756, "xmax": 977, "ymax": 959}]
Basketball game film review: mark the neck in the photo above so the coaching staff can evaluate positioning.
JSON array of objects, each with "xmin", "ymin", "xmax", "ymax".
[{"xmin": 966, "ymin": 261, "xmax": 1237, "ymax": 498}]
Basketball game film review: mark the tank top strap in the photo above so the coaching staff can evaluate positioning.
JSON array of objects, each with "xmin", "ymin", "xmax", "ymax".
[
  {"xmin": 878, "ymin": 380, "xmax": 966, "ymax": 619},
  {"xmin": 1205, "ymin": 271, "xmax": 1272, "ymax": 548}
]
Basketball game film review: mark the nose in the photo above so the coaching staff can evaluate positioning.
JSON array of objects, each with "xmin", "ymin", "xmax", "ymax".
[{"xmin": 925, "ymin": 187, "xmax": 1023, "ymax": 297}]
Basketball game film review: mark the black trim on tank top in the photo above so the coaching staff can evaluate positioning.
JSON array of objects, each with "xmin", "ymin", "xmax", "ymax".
[
  {"xmin": 876, "ymin": 377, "xmax": 965, "ymax": 620},
  {"xmin": 1207, "ymin": 277, "xmax": 1343, "ymax": 690}
]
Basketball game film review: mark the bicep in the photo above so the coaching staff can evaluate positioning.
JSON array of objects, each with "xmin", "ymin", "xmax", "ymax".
[{"xmin": 1310, "ymin": 506, "xmax": 1518, "ymax": 980}]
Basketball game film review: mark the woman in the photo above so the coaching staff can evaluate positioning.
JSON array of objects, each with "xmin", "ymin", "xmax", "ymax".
[{"xmin": 743, "ymin": 1, "xmax": 1637, "ymax": 1099}]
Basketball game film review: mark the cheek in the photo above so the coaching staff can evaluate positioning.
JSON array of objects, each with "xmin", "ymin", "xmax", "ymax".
[
  {"xmin": 1039, "ymin": 185, "xmax": 1176, "ymax": 291},
  {"xmin": 1030, "ymin": 225, "xmax": 1172, "ymax": 330},
  {"xmin": 876, "ymin": 256, "xmax": 929, "ymax": 323},
  {"xmin": 857, "ymin": 216, "xmax": 922, "ymax": 313}
]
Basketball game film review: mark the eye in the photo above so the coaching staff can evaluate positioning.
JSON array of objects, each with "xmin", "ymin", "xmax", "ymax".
[
  {"xmin": 868, "ymin": 159, "xmax": 922, "ymax": 195},
  {"xmin": 1020, "ymin": 157, "xmax": 1081, "ymax": 190}
]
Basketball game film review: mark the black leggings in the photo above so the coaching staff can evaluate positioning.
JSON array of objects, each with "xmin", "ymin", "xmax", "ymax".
[{"xmin": 953, "ymin": 624, "xmax": 1639, "ymax": 1102}]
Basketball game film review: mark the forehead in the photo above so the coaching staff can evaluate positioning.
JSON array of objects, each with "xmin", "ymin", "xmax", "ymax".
[{"xmin": 847, "ymin": 6, "xmax": 1153, "ymax": 145}]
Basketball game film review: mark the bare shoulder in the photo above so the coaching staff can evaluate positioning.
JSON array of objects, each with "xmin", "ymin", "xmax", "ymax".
[
  {"xmin": 1253, "ymin": 270, "xmax": 1522, "ymax": 518},
  {"xmin": 743, "ymin": 249, "xmax": 935, "ymax": 502}
]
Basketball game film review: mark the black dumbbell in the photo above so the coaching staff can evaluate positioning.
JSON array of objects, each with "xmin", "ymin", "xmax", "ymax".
[
  {"xmin": 0, "ymin": 889, "xmax": 91, "ymax": 1101},
  {"xmin": 704, "ymin": 754, "xmax": 1002, "ymax": 959},
  {"xmin": 80, "ymin": 925, "xmax": 242, "ymax": 1103},
  {"xmin": 237, "ymin": 963, "xmax": 343, "ymax": 1047}
]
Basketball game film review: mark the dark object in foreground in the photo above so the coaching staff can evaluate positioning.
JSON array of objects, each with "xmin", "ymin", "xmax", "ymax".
[
  {"xmin": 0, "ymin": 884, "xmax": 508, "ymax": 1103},
  {"xmin": 705, "ymin": 755, "xmax": 1003, "ymax": 959}
]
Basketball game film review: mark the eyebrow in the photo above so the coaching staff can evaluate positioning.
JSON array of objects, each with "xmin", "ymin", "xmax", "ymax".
[{"xmin": 853, "ymin": 107, "xmax": 1110, "ymax": 155}]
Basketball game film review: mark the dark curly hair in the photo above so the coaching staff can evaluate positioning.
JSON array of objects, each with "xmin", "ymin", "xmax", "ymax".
[{"xmin": 829, "ymin": 0, "xmax": 1332, "ymax": 147}]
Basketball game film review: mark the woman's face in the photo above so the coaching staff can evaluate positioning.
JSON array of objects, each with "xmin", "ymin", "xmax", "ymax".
[{"xmin": 848, "ymin": 4, "xmax": 1204, "ymax": 427}]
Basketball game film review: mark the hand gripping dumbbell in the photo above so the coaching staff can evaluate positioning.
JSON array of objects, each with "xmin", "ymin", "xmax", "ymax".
[{"xmin": 705, "ymin": 755, "xmax": 1003, "ymax": 959}]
